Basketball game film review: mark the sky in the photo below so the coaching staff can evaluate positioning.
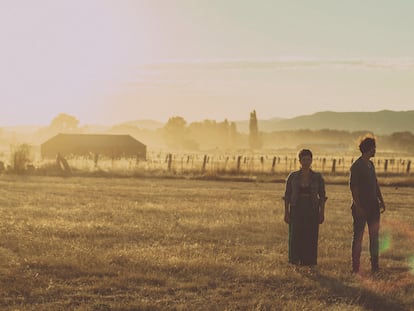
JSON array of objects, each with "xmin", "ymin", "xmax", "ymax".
[{"xmin": 1, "ymin": 0, "xmax": 414, "ymax": 126}]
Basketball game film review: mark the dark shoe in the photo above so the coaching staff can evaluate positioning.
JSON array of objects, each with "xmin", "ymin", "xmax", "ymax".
[
  {"xmin": 371, "ymin": 267, "xmax": 380, "ymax": 275},
  {"xmin": 351, "ymin": 264, "xmax": 359, "ymax": 274},
  {"xmin": 371, "ymin": 256, "xmax": 379, "ymax": 272}
]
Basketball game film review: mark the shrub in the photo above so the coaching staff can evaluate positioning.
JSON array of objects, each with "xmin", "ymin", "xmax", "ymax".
[{"xmin": 10, "ymin": 144, "xmax": 32, "ymax": 173}]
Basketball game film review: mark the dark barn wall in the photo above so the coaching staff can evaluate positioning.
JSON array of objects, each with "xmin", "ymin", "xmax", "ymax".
[{"xmin": 41, "ymin": 134, "xmax": 146, "ymax": 159}]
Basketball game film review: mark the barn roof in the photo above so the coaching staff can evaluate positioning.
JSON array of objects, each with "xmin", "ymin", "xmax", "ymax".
[
  {"xmin": 41, "ymin": 133, "xmax": 146, "ymax": 157},
  {"xmin": 43, "ymin": 133, "xmax": 145, "ymax": 146}
]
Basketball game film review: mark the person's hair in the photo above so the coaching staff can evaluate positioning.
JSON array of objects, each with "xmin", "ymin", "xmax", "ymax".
[
  {"xmin": 298, "ymin": 149, "xmax": 313, "ymax": 160},
  {"xmin": 359, "ymin": 135, "xmax": 376, "ymax": 153}
]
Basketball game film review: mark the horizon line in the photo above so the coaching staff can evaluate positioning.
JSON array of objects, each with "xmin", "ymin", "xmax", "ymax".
[{"xmin": 2, "ymin": 109, "xmax": 413, "ymax": 128}]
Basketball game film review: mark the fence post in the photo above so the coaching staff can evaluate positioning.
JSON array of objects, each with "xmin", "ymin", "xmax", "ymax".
[
  {"xmin": 167, "ymin": 153, "xmax": 172, "ymax": 171},
  {"xmin": 331, "ymin": 159, "xmax": 336, "ymax": 174},
  {"xmin": 202, "ymin": 155, "xmax": 207, "ymax": 174},
  {"xmin": 181, "ymin": 157, "xmax": 184, "ymax": 172},
  {"xmin": 94, "ymin": 153, "xmax": 99, "ymax": 168},
  {"xmin": 407, "ymin": 160, "xmax": 411, "ymax": 174},
  {"xmin": 384, "ymin": 159, "xmax": 388, "ymax": 172},
  {"xmin": 260, "ymin": 156, "xmax": 264, "ymax": 172},
  {"xmin": 237, "ymin": 156, "xmax": 242, "ymax": 173},
  {"xmin": 271, "ymin": 156, "xmax": 277, "ymax": 173}
]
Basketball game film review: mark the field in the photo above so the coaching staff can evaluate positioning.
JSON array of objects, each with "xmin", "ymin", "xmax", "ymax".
[{"xmin": 0, "ymin": 175, "xmax": 413, "ymax": 310}]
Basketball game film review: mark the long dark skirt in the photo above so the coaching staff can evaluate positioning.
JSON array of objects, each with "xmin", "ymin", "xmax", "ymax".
[{"xmin": 289, "ymin": 196, "xmax": 319, "ymax": 265}]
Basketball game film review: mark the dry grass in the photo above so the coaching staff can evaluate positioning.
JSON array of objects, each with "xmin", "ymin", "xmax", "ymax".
[{"xmin": 0, "ymin": 175, "xmax": 413, "ymax": 310}]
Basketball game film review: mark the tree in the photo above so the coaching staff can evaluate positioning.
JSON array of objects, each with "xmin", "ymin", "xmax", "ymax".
[
  {"xmin": 49, "ymin": 113, "xmax": 79, "ymax": 132},
  {"xmin": 163, "ymin": 116, "xmax": 187, "ymax": 149},
  {"xmin": 249, "ymin": 110, "xmax": 262, "ymax": 149},
  {"xmin": 219, "ymin": 119, "xmax": 230, "ymax": 149},
  {"xmin": 229, "ymin": 122, "xmax": 238, "ymax": 148}
]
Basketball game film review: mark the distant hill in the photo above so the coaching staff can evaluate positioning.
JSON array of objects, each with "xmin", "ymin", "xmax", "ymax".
[
  {"xmin": 255, "ymin": 110, "xmax": 414, "ymax": 135},
  {"xmin": 2, "ymin": 110, "xmax": 413, "ymax": 136},
  {"xmin": 109, "ymin": 111, "xmax": 414, "ymax": 134}
]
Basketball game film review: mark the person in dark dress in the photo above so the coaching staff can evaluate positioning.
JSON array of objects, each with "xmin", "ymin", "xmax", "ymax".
[
  {"xmin": 350, "ymin": 135, "xmax": 386, "ymax": 274},
  {"xmin": 284, "ymin": 149, "xmax": 327, "ymax": 268}
]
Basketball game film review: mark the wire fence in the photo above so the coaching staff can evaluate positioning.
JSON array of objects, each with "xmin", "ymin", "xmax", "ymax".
[{"xmin": 38, "ymin": 151, "xmax": 413, "ymax": 176}]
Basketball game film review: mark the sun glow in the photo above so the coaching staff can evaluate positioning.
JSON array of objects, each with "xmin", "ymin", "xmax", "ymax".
[
  {"xmin": 1, "ymin": 1, "xmax": 414, "ymax": 126},
  {"xmin": 1, "ymin": 1, "xmax": 152, "ymax": 126}
]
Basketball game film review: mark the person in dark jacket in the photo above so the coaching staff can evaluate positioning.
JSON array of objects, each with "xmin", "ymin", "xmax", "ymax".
[
  {"xmin": 284, "ymin": 149, "xmax": 327, "ymax": 268},
  {"xmin": 350, "ymin": 135, "xmax": 385, "ymax": 274}
]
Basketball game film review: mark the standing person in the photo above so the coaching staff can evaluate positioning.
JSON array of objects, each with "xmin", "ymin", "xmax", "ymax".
[
  {"xmin": 284, "ymin": 149, "xmax": 327, "ymax": 269},
  {"xmin": 350, "ymin": 135, "xmax": 386, "ymax": 274}
]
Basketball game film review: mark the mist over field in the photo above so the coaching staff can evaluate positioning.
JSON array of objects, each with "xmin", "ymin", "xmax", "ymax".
[{"xmin": 1, "ymin": 110, "xmax": 414, "ymax": 153}]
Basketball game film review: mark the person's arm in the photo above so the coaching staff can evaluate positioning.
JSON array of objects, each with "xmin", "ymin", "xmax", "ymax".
[
  {"xmin": 284, "ymin": 199, "xmax": 290, "ymax": 224},
  {"xmin": 350, "ymin": 184, "xmax": 366, "ymax": 218},
  {"xmin": 372, "ymin": 163, "xmax": 385, "ymax": 213},
  {"xmin": 318, "ymin": 174, "xmax": 327, "ymax": 224},
  {"xmin": 283, "ymin": 174, "xmax": 293, "ymax": 224},
  {"xmin": 319, "ymin": 202, "xmax": 325, "ymax": 224},
  {"xmin": 376, "ymin": 181, "xmax": 386, "ymax": 213},
  {"xmin": 350, "ymin": 185, "xmax": 361, "ymax": 207},
  {"xmin": 350, "ymin": 164, "xmax": 366, "ymax": 218}
]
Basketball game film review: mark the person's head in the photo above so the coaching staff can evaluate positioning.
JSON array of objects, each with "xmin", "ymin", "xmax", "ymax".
[
  {"xmin": 298, "ymin": 149, "xmax": 313, "ymax": 169},
  {"xmin": 359, "ymin": 135, "xmax": 376, "ymax": 157}
]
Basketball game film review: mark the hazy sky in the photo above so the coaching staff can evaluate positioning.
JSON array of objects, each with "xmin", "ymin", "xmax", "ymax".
[{"xmin": 2, "ymin": 0, "xmax": 414, "ymax": 126}]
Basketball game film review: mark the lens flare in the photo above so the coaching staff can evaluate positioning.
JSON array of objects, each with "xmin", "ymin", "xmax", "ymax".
[
  {"xmin": 355, "ymin": 218, "xmax": 414, "ymax": 294},
  {"xmin": 409, "ymin": 256, "xmax": 414, "ymax": 275},
  {"xmin": 379, "ymin": 231, "xmax": 391, "ymax": 253}
]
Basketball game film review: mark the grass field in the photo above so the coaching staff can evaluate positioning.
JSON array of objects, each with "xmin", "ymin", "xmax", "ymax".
[{"xmin": 0, "ymin": 175, "xmax": 413, "ymax": 310}]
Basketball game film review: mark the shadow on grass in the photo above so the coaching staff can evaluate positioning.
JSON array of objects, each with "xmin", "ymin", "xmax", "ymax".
[{"xmin": 305, "ymin": 271, "xmax": 411, "ymax": 311}]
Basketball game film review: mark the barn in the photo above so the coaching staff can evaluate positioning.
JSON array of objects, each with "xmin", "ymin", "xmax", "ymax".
[{"xmin": 41, "ymin": 133, "xmax": 146, "ymax": 159}]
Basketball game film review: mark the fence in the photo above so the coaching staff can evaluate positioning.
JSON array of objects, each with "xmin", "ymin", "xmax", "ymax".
[
  {"xmin": 53, "ymin": 151, "xmax": 413, "ymax": 176},
  {"xmin": 3, "ymin": 150, "xmax": 410, "ymax": 176}
]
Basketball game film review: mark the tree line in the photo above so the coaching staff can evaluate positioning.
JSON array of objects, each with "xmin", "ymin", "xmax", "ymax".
[{"xmin": 1, "ymin": 112, "xmax": 414, "ymax": 154}]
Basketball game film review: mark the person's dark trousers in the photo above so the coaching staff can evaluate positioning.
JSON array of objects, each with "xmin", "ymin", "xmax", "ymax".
[{"xmin": 352, "ymin": 208, "xmax": 380, "ymax": 273}]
